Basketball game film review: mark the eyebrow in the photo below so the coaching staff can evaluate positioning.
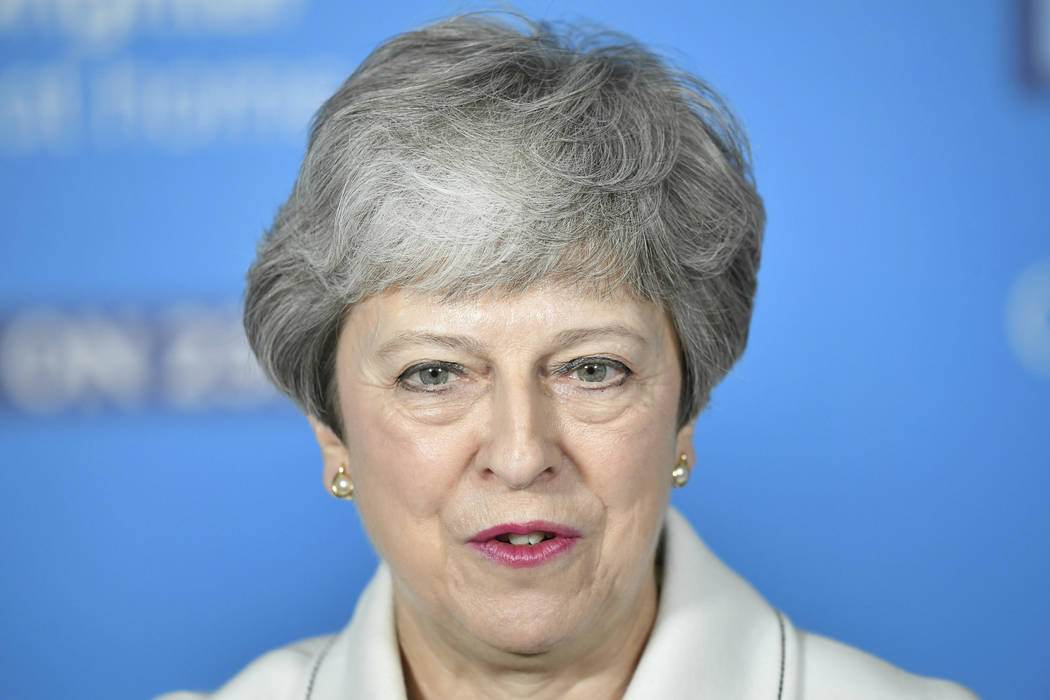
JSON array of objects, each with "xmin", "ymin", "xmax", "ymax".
[
  {"xmin": 373, "ymin": 324, "xmax": 649, "ymax": 360},
  {"xmin": 374, "ymin": 332, "xmax": 488, "ymax": 360},
  {"xmin": 550, "ymin": 324, "xmax": 651, "ymax": 349}
]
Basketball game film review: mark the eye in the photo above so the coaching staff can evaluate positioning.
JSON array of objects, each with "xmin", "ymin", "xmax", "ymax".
[
  {"xmin": 419, "ymin": 366, "xmax": 449, "ymax": 385},
  {"xmin": 560, "ymin": 357, "xmax": 630, "ymax": 388},
  {"xmin": 572, "ymin": 362, "xmax": 609, "ymax": 383},
  {"xmin": 397, "ymin": 362, "xmax": 464, "ymax": 392}
]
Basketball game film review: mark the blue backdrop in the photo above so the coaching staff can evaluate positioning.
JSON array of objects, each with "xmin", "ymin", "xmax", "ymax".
[{"xmin": 2, "ymin": 2, "xmax": 1048, "ymax": 698}]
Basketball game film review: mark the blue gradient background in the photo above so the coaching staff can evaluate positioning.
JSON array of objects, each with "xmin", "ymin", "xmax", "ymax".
[{"xmin": 2, "ymin": 2, "xmax": 1048, "ymax": 699}]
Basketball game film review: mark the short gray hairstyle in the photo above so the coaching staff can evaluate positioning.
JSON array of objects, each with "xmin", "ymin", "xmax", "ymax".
[{"xmin": 244, "ymin": 13, "xmax": 764, "ymax": 435}]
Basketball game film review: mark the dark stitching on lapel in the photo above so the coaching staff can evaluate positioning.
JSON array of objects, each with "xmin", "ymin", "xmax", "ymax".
[
  {"xmin": 776, "ymin": 609, "xmax": 786, "ymax": 700},
  {"xmin": 304, "ymin": 637, "xmax": 336, "ymax": 700}
]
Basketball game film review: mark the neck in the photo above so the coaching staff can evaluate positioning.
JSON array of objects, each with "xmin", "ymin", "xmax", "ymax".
[{"xmin": 395, "ymin": 564, "xmax": 659, "ymax": 700}]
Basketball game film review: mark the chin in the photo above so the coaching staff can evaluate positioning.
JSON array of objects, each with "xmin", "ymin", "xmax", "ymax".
[
  {"xmin": 463, "ymin": 597, "xmax": 588, "ymax": 658},
  {"xmin": 476, "ymin": 625, "xmax": 571, "ymax": 658}
]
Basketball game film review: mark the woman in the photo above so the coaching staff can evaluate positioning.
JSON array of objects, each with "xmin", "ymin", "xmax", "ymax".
[{"xmin": 161, "ymin": 13, "xmax": 975, "ymax": 700}]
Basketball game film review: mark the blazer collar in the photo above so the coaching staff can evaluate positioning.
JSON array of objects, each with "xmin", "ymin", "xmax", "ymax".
[{"xmin": 625, "ymin": 508, "xmax": 793, "ymax": 699}]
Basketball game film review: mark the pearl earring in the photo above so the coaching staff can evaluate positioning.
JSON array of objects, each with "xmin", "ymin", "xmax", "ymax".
[
  {"xmin": 329, "ymin": 464, "xmax": 354, "ymax": 500},
  {"xmin": 671, "ymin": 453, "xmax": 690, "ymax": 488}
]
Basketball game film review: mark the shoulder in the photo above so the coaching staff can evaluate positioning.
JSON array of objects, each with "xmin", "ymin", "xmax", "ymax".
[
  {"xmin": 797, "ymin": 631, "xmax": 979, "ymax": 700},
  {"xmin": 153, "ymin": 635, "xmax": 332, "ymax": 700}
]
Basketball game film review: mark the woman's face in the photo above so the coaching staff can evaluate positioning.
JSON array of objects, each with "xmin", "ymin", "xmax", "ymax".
[{"xmin": 316, "ymin": 284, "xmax": 693, "ymax": 661}]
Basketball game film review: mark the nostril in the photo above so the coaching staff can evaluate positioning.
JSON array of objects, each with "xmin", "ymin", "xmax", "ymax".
[{"xmin": 483, "ymin": 462, "xmax": 557, "ymax": 490}]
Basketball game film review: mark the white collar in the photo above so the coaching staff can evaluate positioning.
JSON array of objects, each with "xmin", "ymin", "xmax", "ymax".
[
  {"xmin": 625, "ymin": 508, "xmax": 794, "ymax": 699},
  {"xmin": 306, "ymin": 507, "xmax": 795, "ymax": 699}
]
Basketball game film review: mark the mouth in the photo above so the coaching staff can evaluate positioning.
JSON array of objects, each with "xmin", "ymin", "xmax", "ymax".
[
  {"xmin": 468, "ymin": 521, "xmax": 581, "ymax": 569},
  {"xmin": 492, "ymin": 531, "xmax": 557, "ymax": 545}
]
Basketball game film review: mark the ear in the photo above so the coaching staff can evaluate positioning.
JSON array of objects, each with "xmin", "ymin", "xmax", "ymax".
[
  {"xmin": 675, "ymin": 420, "xmax": 697, "ymax": 468},
  {"xmin": 308, "ymin": 415, "xmax": 350, "ymax": 489}
]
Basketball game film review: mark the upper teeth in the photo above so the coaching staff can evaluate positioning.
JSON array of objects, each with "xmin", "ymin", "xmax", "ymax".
[{"xmin": 508, "ymin": 532, "xmax": 547, "ymax": 546}]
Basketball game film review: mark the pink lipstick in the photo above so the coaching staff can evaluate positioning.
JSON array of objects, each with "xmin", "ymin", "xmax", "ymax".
[{"xmin": 468, "ymin": 521, "xmax": 581, "ymax": 568}]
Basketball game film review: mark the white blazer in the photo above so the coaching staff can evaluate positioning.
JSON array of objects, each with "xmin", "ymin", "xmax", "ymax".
[{"xmin": 158, "ymin": 509, "xmax": 977, "ymax": 699}]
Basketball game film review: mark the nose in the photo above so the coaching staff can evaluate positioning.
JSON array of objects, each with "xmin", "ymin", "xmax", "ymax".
[{"xmin": 479, "ymin": 375, "xmax": 559, "ymax": 490}]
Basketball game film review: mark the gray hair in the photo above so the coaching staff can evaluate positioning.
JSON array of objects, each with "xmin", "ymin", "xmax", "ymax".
[{"xmin": 244, "ymin": 13, "xmax": 764, "ymax": 435}]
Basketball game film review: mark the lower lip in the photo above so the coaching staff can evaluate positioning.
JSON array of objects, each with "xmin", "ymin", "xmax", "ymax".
[{"xmin": 468, "ymin": 537, "xmax": 579, "ymax": 568}]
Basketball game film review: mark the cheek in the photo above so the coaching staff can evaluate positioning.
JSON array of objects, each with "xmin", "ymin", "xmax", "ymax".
[
  {"xmin": 603, "ymin": 430, "xmax": 672, "ymax": 503},
  {"xmin": 343, "ymin": 392, "xmax": 476, "ymax": 520},
  {"xmin": 565, "ymin": 406, "xmax": 676, "ymax": 503},
  {"xmin": 567, "ymin": 391, "xmax": 680, "ymax": 551},
  {"xmin": 590, "ymin": 383, "xmax": 678, "ymax": 472}
]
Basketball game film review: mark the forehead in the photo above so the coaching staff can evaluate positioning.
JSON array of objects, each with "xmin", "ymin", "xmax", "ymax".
[{"xmin": 340, "ymin": 284, "xmax": 678, "ymax": 356}]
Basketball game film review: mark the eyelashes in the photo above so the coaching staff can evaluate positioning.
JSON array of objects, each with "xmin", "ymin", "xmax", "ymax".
[
  {"xmin": 552, "ymin": 356, "xmax": 632, "ymax": 387},
  {"xmin": 396, "ymin": 361, "xmax": 467, "ymax": 392},
  {"xmin": 395, "ymin": 356, "xmax": 632, "ymax": 394}
]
